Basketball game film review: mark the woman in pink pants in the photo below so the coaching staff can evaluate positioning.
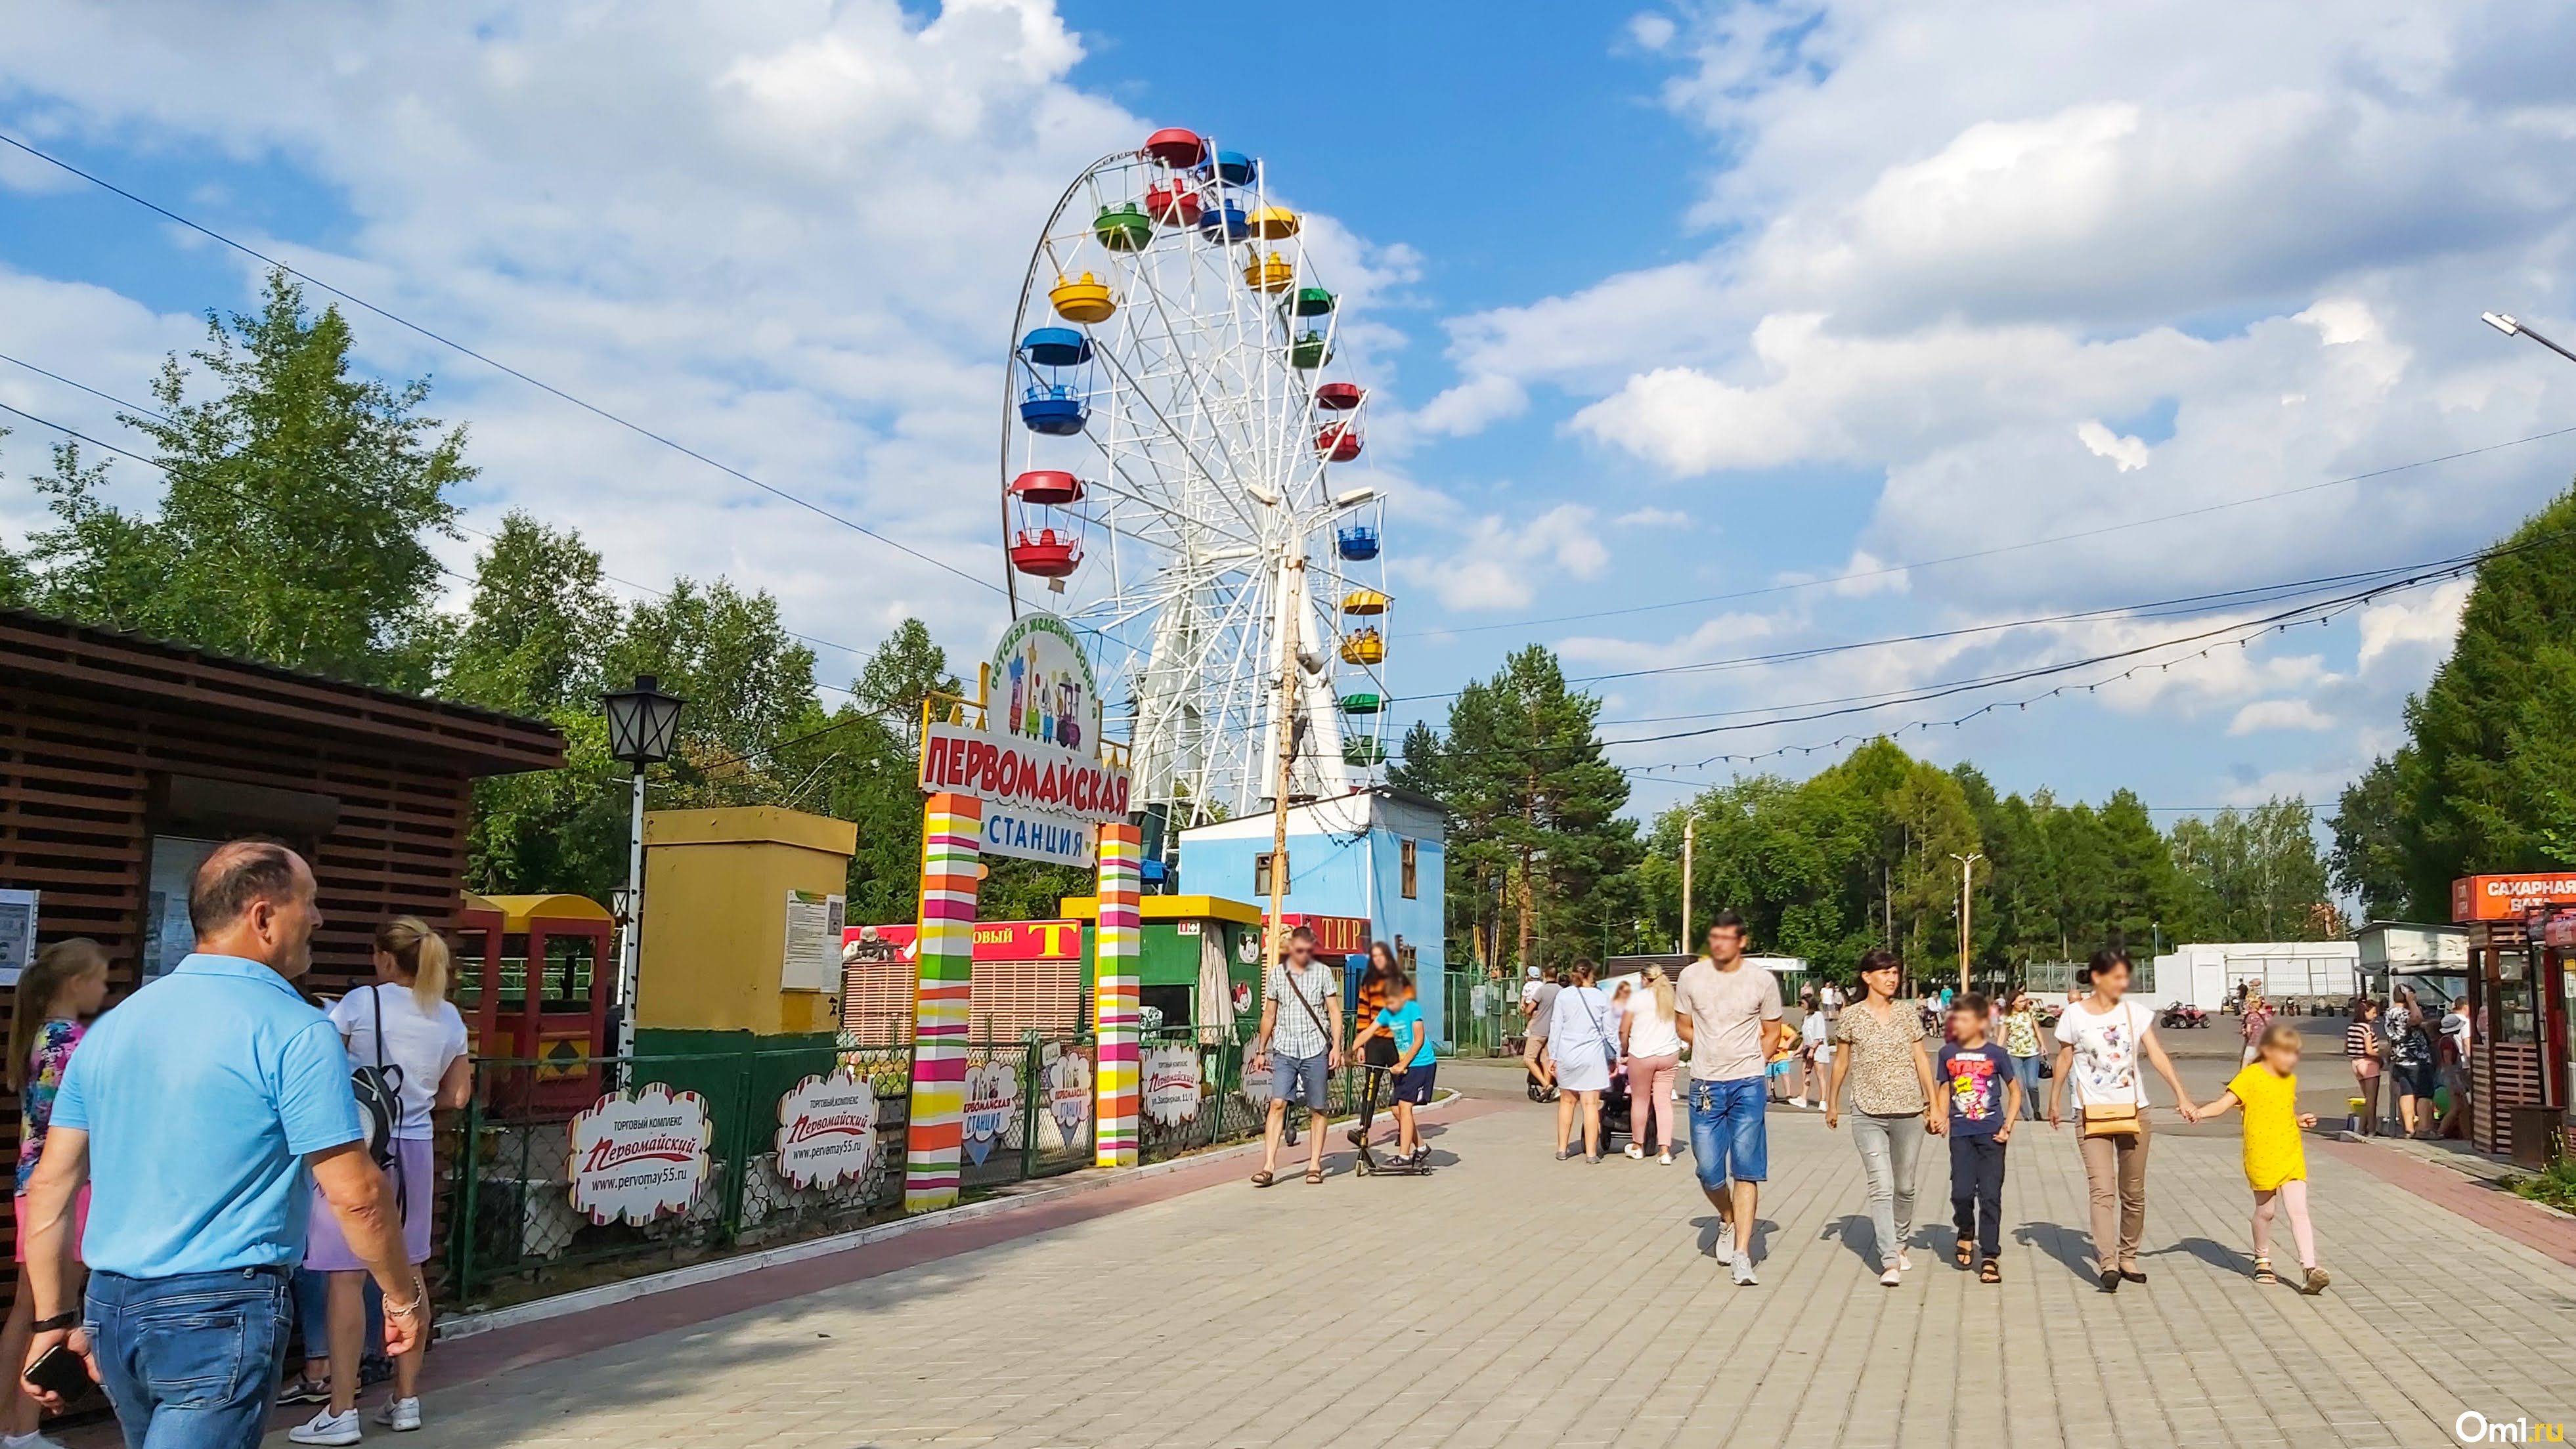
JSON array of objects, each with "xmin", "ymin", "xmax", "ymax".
[{"xmin": 1622, "ymin": 964, "xmax": 1685, "ymax": 1163}]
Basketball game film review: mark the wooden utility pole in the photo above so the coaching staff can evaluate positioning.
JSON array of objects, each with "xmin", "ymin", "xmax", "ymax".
[
  {"xmin": 1266, "ymin": 557, "xmax": 1304, "ymax": 971},
  {"xmin": 1680, "ymin": 815, "xmax": 1695, "ymax": 955},
  {"xmin": 1950, "ymin": 851, "xmax": 1984, "ymax": 995}
]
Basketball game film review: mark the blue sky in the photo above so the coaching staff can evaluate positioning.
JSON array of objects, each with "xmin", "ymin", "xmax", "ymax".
[{"xmin": 6, "ymin": 1, "xmax": 2576, "ymax": 830}]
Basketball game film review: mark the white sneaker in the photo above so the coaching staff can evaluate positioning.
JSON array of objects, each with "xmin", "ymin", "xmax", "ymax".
[
  {"xmin": 1657, "ymin": 1151, "xmax": 1674, "ymax": 1165},
  {"xmin": 290, "ymin": 1408, "xmax": 362, "ymax": 1446},
  {"xmin": 1789, "ymin": 1096, "xmax": 1809, "ymax": 1109},
  {"xmin": 1712, "ymin": 1235, "xmax": 1734, "ymax": 1267},
  {"xmin": 1897, "ymin": 1248, "xmax": 1913, "ymax": 1272},
  {"xmin": 1624, "ymin": 1143, "xmax": 1644, "ymax": 1159},
  {"xmin": 1732, "ymin": 1257, "xmax": 1759, "ymax": 1286},
  {"xmin": 374, "ymin": 1398, "xmax": 422, "ymax": 1432},
  {"xmin": 1880, "ymin": 1266, "xmax": 1902, "ymax": 1287}
]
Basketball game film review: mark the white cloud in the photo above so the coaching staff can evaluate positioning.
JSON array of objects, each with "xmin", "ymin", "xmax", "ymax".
[
  {"xmin": 2075, "ymin": 420, "xmax": 2150, "ymax": 472},
  {"xmin": 2229, "ymin": 699, "xmax": 2336, "ymax": 735},
  {"xmin": 1614, "ymin": 506, "xmax": 1691, "ymax": 529},
  {"xmin": 2356, "ymin": 577, "xmax": 2472, "ymax": 674},
  {"xmin": 1393, "ymin": 504, "xmax": 1608, "ymax": 611},
  {"xmin": 1628, "ymin": 13, "xmax": 1679, "ymax": 51}
]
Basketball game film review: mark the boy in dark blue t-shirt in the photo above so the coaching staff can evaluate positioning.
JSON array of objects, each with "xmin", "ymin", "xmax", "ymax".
[{"xmin": 1938, "ymin": 993, "xmax": 2021, "ymax": 1282}]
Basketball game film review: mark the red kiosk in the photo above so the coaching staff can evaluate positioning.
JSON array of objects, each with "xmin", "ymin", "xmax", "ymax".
[
  {"xmin": 455, "ymin": 892, "xmax": 616, "ymax": 1112},
  {"xmin": 2454, "ymin": 873, "xmax": 2576, "ymax": 1161}
]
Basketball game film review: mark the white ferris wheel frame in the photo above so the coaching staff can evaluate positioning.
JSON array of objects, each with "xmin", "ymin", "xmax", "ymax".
[{"xmin": 998, "ymin": 143, "xmax": 1391, "ymax": 833}]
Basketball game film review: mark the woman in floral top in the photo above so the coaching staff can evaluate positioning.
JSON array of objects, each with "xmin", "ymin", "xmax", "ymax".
[
  {"xmin": 1825, "ymin": 949, "xmax": 1944, "ymax": 1287},
  {"xmin": 2000, "ymin": 989, "xmax": 2045, "ymax": 1121},
  {"xmin": 3, "ymin": 938, "xmax": 108, "ymax": 1444}
]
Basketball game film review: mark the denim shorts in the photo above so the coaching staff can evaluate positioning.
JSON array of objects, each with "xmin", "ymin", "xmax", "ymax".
[
  {"xmin": 87, "ymin": 1265, "xmax": 293, "ymax": 1449},
  {"xmin": 1393, "ymin": 1064, "xmax": 1436, "ymax": 1106},
  {"xmin": 1271, "ymin": 1051, "xmax": 1330, "ymax": 1110},
  {"xmin": 1689, "ymin": 1075, "xmax": 1770, "ymax": 1188}
]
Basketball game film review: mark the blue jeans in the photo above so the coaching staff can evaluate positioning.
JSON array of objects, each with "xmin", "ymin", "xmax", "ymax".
[
  {"xmin": 87, "ymin": 1266, "xmax": 294, "ymax": 1449},
  {"xmin": 1688, "ymin": 1076, "xmax": 1769, "ymax": 1190},
  {"xmin": 290, "ymin": 1267, "xmax": 381, "ymax": 1371},
  {"xmin": 2011, "ymin": 1055, "xmax": 2045, "ymax": 1119}
]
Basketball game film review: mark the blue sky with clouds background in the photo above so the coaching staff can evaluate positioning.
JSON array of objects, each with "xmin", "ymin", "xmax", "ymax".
[{"xmin": 5, "ymin": 1, "xmax": 2576, "ymax": 826}]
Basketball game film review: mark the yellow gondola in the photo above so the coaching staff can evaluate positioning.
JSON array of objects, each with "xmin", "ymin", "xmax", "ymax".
[
  {"xmin": 1049, "ymin": 272, "xmax": 1116, "ymax": 324},
  {"xmin": 1250, "ymin": 205, "xmax": 1301, "ymax": 240},
  {"xmin": 1242, "ymin": 251, "xmax": 1294, "ymax": 293},
  {"xmin": 1340, "ymin": 588, "xmax": 1388, "ymax": 616},
  {"xmin": 1340, "ymin": 627, "xmax": 1385, "ymax": 666}
]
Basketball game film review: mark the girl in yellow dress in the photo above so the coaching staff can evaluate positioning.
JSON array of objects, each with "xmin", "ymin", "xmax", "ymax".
[{"xmin": 2190, "ymin": 1021, "xmax": 2330, "ymax": 1293}]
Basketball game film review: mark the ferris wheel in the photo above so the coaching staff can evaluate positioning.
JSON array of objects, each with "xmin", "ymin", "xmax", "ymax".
[{"xmin": 999, "ymin": 127, "xmax": 1391, "ymax": 839}]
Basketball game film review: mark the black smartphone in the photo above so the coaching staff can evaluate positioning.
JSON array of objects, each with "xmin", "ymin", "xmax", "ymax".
[{"xmin": 23, "ymin": 1343, "xmax": 88, "ymax": 1400}]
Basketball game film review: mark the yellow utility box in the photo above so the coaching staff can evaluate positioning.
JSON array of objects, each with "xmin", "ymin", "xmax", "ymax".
[{"xmin": 637, "ymin": 806, "xmax": 856, "ymax": 1035}]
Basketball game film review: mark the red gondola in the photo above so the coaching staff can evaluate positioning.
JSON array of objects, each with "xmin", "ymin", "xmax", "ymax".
[
  {"xmin": 1316, "ymin": 422, "xmax": 1363, "ymax": 463},
  {"xmin": 1142, "ymin": 128, "xmax": 1205, "ymax": 168},
  {"xmin": 1010, "ymin": 528, "xmax": 1081, "ymax": 578},
  {"xmin": 1145, "ymin": 181, "xmax": 1202, "ymax": 227},
  {"xmin": 1314, "ymin": 382, "xmax": 1365, "ymax": 412},
  {"xmin": 1009, "ymin": 469, "xmax": 1086, "ymax": 506}
]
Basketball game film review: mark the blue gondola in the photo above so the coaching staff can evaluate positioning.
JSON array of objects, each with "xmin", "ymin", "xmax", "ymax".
[
  {"xmin": 1336, "ymin": 525, "xmax": 1380, "ymax": 561},
  {"xmin": 1196, "ymin": 199, "xmax": 1250, "ymax": 243},
  {"xmin": 1019, "ymin": 385, "xmax": 1087, "ymax": 436},
  {"xmin": 1020, "ymin": 327, "xmax": 1093, "ymax": 368},
  {"xmin": 1198, "ymin": 150, "xmax": 1257, "ymax": 187}
]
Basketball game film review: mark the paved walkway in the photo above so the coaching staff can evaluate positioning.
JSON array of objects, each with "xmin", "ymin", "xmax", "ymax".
[{"xmin": 273, "ymin": 1096, "xmax": 2576, "ymax": 1449}]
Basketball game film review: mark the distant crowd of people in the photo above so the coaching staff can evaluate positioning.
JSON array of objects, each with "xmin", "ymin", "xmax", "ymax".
[
  {"xmin": 1494, "ymin": 921, "xmax": 2343, "ymax": 1297},
  {"xmin": 9, "ymin": 840, "xmax": 468, "ymax": 1449}
]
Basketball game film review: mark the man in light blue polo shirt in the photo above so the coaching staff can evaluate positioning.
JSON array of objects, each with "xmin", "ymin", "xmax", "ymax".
[{"xmin": 18, "ymin": 841, "xmax": 422, "ymax": 1449}]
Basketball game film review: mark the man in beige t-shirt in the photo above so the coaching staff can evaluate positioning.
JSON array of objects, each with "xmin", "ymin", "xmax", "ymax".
[{"xmin": 1674, "ymin": 911, "xmax": 1783, "ymax": 1286}]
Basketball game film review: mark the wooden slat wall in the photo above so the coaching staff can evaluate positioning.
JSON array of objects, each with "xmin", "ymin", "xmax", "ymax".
[{"xmin": 0, "ymin": 622, "xmax": 560, "ymax": 1286}]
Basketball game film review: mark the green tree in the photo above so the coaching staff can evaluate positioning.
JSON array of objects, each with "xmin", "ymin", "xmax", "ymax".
[
  {"xmin": 20, "ymin": 270, "xmax": 466, "ymax": 689},
  {"xmin": 2391, "ymin": 487, "xmax": 2576, "ymax": 913},
  {"xmin": 2168, "ymin": 797, "xmax": 2335, "ymax": 941},
  {"xmin": 852, "ymin": 617, "xmax": 961, "ymax": 750},
  {"xmin": 443, "ymin": 511, "xmax": 618, "ymax": 714},
  {"xmin": 1432, "ymin": 646, "xmax": 1638, "ymax": 972},
  {"xmin": 2328, "ymin": 752, "xmax": 2417, "ymax": 920}
]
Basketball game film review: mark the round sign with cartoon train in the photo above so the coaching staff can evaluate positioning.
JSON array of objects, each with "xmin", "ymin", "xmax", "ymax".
[
  {"xmin": 774, "ymin": 1070, "xmax": 880, "ymax": 1191},
  {"xmin": 569, "ymin": 1084, "xmax": 712, "ymax": 1226},
  {"xmin": 1041, "ymin": 1042, "xmax": 1093, "ymax": 1148},
  {"xmin": 961, "ymin": 1058, "xmax": 1022, "ymax": 1167},
  {"xmin": 991, "ymin": 613, "xmax": 1101, "ymax": 758}
]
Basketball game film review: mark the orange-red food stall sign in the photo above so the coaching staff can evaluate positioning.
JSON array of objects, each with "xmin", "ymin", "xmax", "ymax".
[
  {"xmin": 2451, "ymin": 873, "xmax": 2576, "ymax": 923},
  {"xmin": 1267, "ymin": 913, "xmax": 1371, "ymax": 956}
]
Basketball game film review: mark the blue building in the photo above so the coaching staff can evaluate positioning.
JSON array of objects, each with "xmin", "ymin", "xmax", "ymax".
[{"xmin": 1177, "ymin": 785, "xmax": 1449, "ymax": 1045}]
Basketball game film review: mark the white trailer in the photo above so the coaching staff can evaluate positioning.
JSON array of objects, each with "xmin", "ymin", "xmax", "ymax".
[{"xmin": 2150, "ymin": 941, "xmax": 2361, "ymax": 1011}]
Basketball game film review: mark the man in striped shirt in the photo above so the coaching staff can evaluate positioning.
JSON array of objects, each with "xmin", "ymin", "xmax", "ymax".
[{"xmin": 1250, "ymin": 926, "xmax": 1342, "ymax": 1186}]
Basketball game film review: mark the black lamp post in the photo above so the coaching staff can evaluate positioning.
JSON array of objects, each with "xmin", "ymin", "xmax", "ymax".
[{"xmin": 603, "ymin": 675, "xmax": 685, "ymax": 1062}]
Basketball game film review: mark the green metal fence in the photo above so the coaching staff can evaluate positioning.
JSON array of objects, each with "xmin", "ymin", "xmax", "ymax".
[
  {"xmin": 1135, "ymin": 1028, "xmax": 1366, "ymax": 1163},
  {"xmin": 447, "ymin": 1038, "xmax": 915, "ymax": 1303},
  {"xmin": 1443, "ymin": 971, "xmax": 1517, "ymax": 1056}
]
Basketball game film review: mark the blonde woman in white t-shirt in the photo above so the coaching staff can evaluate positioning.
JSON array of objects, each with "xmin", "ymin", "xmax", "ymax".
[
  {"xmin": 1621, "ymin": 965, "xmax": 1684, "ymax": 1163},
  {"xmin": 290, "ymin": 918, "xmax": 473, "ymax": 1444},
  {"xmin": 2046, "ymin": 948, "xmax": 2198, "ymax": 1294}
]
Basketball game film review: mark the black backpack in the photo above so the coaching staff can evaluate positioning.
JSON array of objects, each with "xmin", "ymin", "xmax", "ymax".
[{"xmin": 349, "ymin": 985, "xmax": 407, "ymax": 1186}]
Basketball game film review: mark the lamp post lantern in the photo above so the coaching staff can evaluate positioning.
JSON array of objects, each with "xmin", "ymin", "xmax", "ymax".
[
  {"xmin": 1948, "ymin": 852, "xmax": 1984, "ymax": 996},
  {"xmin": 603, "ymin": 674, "xmax": 686, "ymax": 1065}
]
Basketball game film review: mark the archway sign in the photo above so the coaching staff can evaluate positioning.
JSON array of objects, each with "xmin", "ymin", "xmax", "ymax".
[{"xmin": 906, "ymin": 615, "xmax": 1137, "ymax": 1211}]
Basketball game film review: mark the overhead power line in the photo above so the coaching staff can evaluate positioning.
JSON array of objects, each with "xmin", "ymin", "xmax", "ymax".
[
  {"xmin": 0, "ymin": 395, "xmax": 877, "ymax": 702},
  {"xmin": 0, "ymin": 349, "xmax": 884, "ymax": 674},
  {"xmin": 1399, "ymin": 422, "xmax": 2576, "ymax": 640},
  {"xmin": 0, "ymin": 129, "xmax": 1004, "ymax": 600}
]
